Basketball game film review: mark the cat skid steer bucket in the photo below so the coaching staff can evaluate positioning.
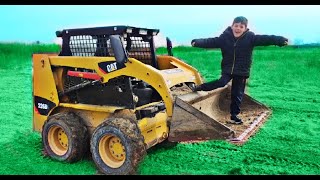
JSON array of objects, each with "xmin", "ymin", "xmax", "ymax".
[{"xmin": 168, "ymin": 83, "xmax": 271, "ymax": 145}]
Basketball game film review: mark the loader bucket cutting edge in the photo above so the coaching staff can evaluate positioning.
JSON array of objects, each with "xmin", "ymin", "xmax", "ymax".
[
  {"xmin": 227, "ymin": 111, "xmax": 270, "ymax": 145},
  {"xmin": 168, "ymin": 84, "xmax": 271, "ymax": 144}
]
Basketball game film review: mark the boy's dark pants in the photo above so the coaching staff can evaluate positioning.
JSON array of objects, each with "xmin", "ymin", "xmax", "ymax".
[{"xmin": 200, "ymin": 73, "xmax": 247, "ymax": 117}]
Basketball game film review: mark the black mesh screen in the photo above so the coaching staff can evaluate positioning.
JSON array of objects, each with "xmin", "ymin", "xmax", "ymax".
[
  {"xmin": 68, "ymin": 35, "xmax": 154, "ymax": 66},
  {"xmin": 127, "ymin": 36, "xmax": 152, "ymax": 65},
  {"xmin": 69, "ymin": 35, "xmax": 113, "ymax": 57}
]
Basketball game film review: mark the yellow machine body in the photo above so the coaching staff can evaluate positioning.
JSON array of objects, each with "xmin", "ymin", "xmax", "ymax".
[{"xmin": 33, "ymin": 54, "xmax": 202, "ymax": 148}]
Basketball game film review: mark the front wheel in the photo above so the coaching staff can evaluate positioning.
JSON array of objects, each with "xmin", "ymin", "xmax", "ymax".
[{"xmin": 90, "ymin": 118, "xmax": 146, "ymax": 175}]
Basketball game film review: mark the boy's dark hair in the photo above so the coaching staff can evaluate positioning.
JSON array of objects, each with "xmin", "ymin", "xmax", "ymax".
[{"xmin": 233, "ymin": 16, "xmax": 248, "ymax": 27}]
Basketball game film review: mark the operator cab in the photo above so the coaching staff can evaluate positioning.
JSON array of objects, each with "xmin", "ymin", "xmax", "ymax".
[{"xmin": 56, "ymin": 25, "xmax": 160, "ymax": 69}]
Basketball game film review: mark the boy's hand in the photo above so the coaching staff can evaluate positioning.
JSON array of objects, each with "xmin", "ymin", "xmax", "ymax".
[
  {"xmin": 191, "ymin": 40, "xmax": 196, "ymax": 46},
  {"xmin": 279, "ymin": 37, "xmax": 288, "ymax": 47}
]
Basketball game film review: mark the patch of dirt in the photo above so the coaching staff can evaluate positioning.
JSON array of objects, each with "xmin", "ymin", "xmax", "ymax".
[{"xmin": 170, "ymin": 83, "xmax": 193, "ymax": 98}]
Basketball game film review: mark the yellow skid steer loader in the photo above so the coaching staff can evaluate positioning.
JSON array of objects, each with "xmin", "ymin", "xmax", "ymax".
[{"xmin": 32, "ymin": 26, "xmax": 271, "ymax": 175}]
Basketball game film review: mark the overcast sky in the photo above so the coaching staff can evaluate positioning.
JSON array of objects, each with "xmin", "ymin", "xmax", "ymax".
[{"xmin": 1, "ymin": 5, "xmax": 319, "ymax": 45}]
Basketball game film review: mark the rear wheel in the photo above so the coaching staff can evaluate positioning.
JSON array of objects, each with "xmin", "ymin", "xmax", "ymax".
[
  {"xmin": 42, "ymin": 112, "xmax": 89, "ymax": 162},
  {"xmin": 90, "ymin": 118, "xmax": 146, "ymax": 175}
]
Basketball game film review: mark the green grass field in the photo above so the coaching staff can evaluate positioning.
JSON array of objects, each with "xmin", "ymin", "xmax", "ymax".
[{"xmin": 0, "ymin": 43, "xmax": 319, "ymax": 175}]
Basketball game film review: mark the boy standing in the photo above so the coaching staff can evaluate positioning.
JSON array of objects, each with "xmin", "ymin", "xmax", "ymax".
[{"xmin": 191, "ymin": 16, "xmax": 288, "ymax": 124}]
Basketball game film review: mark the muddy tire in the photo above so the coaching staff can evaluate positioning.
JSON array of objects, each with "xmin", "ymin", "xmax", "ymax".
[
  {"xmin": 42, "ymin": 112, "xmax": 89, "ymax": 162},
  {"xmin": 90, "ymin": 118, "xmax": 146, "ymax": 175}
]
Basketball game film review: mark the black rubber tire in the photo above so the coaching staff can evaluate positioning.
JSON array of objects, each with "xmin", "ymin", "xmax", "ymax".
[
  {"xmin": 90, "ymin": 118, "xmax": 146, "ymax": 175},
  {"xmin": 42, "ymin": 112, "xmax": 89, "ymax": 162}
]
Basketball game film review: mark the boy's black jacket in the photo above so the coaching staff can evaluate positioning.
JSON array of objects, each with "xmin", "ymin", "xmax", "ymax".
[{"xmin": 192, "ymin": 26, "xmax": 287, "ymax": 77}]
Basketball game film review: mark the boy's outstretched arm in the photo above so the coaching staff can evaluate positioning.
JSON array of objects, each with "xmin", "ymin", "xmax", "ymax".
[
  {"xmin": 191, "ymin": 37, "xmax": 221, "ymax": 48},
  {"xmin": 253, "ymin": 35, "xmax": 288, "ymax": 47}
]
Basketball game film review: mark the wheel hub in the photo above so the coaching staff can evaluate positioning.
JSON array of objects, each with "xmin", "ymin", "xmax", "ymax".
[
  {"xmin": 109, "ymin": 137, "xmax": 125, "ymax": 161},
  {"xmin": 48, "ymin": 126, "xmax": 68, "ymax": 156}
]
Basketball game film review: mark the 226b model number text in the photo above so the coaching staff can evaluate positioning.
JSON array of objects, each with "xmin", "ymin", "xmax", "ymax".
[{"xmin": 38, "ymin": 103, "xmax": 48, "ymax": 110}]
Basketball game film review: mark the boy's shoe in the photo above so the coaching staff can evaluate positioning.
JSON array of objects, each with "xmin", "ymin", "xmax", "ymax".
[
  {"xmin": 191, "ymin": 85, "xmax": 202, "ymax": 92},
  {"xmin": 230, "ymin": 115, "xmax": 243, "ymax": 125}
]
